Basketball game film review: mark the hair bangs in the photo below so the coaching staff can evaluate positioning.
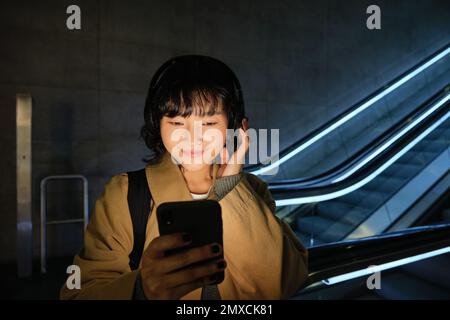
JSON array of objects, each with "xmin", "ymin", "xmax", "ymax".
[{"xmin": 160, "ymin": 85, "xmax": 226, "ymax": 118}]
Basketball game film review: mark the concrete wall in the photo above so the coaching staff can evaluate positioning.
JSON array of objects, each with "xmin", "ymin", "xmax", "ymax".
[{"xmin": 1, "ymin": 0, "xmax": 449, "ymax": 263}]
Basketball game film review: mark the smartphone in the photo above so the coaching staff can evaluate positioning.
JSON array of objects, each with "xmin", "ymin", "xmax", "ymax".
[{"xmin": 156, "ymin": 199, "xmax": 224, "ymax": 284}]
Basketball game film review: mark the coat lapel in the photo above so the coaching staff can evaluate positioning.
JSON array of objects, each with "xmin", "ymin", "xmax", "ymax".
[
  {"xmin": 143, "ymin": 151, "xmax": 220, "ymax": 301},
  {"xmin": 145, "ymin": 151, "xmax": 220, "ymax": 207}
]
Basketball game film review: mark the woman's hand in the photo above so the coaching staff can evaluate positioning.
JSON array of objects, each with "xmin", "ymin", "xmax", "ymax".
[
  {"xmin": 217, "ymin": 117, "xmax": 250, "ymax": 178},
  {"xmin": 140, "ymin": 233, "xmax": 226, "ymax": 300}
]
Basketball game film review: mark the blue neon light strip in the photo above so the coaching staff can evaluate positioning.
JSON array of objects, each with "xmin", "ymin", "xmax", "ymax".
[
  {"xmin": 275, "ymin": 103, "xmax": 450, "ymax": 206},
  {"xmin": 251, "ymin": 47, "xmax": 450, "ymax": 176},
  {"xmin": 333, "ymin": 93, "xmax": 450, "ymax": 182},
  {"xmin": 322, "ymin": 246, "xmax": 450, "ymax": 285}
]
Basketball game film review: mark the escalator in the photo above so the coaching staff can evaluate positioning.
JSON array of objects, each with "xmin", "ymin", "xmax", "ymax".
[
  {"xmin": 291, "ymin": 191, "xmax": 450, "ymax": 300},
  {"xmin": 369, "ymin": 253, "xmax": 450, "ymax": 299},
  {"xmin": 243, "ymin": 42, "xmax": 450, "ymax": 248},
  {"xmin": 293, "ymin": 99, "xmax": 450, "ymax": 246},
  {"xmin": 267, "ymin": 82, "xmax": 450, "ymax": 247},
  {"xmin": 242, "ymin": 42, "xmax": 450, "ymax": 299},
  {"xmin": 367, "ymin": 194, "xmax": 450, "ymax": 299},
  {"xmin": 293, "ymin": 249, "xmax": 450, "ymax": 300},
  {"xmin": 247, "ymin": 42, "xmax": 450, "ymax": 180}
]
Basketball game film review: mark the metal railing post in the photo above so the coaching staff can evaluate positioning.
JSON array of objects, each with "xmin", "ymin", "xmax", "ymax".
[{"xmin": 40, "ymin": 175, "xmax": 89, "ymax": 273}]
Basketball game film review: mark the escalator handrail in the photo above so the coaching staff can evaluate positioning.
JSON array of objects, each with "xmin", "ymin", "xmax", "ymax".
[
  {"xmin": 270, "ymin": 91, "xmax": 450, "ymax": 206},
  {"xmin": 246, "ymin": 42, "xmax": 450, "ymax": 175},
  {"xmin": 300, "ymin": 223, "xmax": 450, "ymax": 288},
  {"xmin": 269, "ymin": 84, "xmax": 450, "ymax": 190}
]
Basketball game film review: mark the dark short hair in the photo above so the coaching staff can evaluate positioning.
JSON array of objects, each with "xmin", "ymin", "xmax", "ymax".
[{"xmin": 140, "ymin": 55, "xmax": 246, "ymax": 164}]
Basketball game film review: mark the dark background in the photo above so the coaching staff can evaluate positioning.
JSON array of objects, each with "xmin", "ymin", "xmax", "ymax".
[{"xmin": 1, "ymin": 0, "xmax": 449, "ymax": 266}]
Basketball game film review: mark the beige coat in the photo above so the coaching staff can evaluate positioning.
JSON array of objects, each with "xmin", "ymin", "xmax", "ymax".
[{"xmin": 60, "ymin": 151, "xmax": 308, "ymax": 300}]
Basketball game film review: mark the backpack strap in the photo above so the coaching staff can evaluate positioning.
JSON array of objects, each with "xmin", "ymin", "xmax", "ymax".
[{"xmin": 127, "ymin": 168, "xmax": 152, "ymax": 270}]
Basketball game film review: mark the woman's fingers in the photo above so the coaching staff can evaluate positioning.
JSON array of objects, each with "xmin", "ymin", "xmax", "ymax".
[
  {"xmin": 222, "ymin": 129, "xmax": 249, "ymax": 176},
  {"xmin": 164, "ymin": 258, "xmax": 226, "ymax": 289},
  {"xmin": 145, "ymin": 233, "xmax": 192, "ymax": 259},
  {"xmin": 140, "ymin": 236, "xmax": 225, "ymax": 300},
  {"xmin": 159, "ymin": 243, "xmax": 223, "ymax": 273},
  {"xmin": 217, "ymin": 118, "xmax": 250, "ymax": 177},
  {"xmin": 234, "ymin": 128, "xmax": 250, "ymax": 162}
]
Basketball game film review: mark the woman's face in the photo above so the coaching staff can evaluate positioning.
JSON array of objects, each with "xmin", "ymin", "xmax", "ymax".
[{"xmin": 160, "ymin": 105, "xmax": 228, "ymax": 172}]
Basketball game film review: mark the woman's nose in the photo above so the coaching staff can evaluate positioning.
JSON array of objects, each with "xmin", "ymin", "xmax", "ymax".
[{"xmin": 190, "ymin": 120, "xmax": 204, "ymax": 144}]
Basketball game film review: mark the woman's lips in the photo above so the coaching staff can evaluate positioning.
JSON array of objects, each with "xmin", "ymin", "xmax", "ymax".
[{"xmin": 183, "ymin": 150, "xmax": 203, "ymax": 157}]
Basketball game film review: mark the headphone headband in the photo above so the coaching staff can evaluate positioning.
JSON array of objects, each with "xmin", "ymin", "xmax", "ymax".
[
  {"xmin": 144, "ymin": 55, "xmax": 246, "ymax": 132},
  {"xmin": 148, "ymin": 55, "xmax": 244, "ymax": 113}
]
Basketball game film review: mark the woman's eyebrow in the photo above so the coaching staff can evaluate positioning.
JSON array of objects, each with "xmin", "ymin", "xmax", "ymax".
[{"xmin": 193, "ymin": 112, "xmax": 223, "ymax": 117}]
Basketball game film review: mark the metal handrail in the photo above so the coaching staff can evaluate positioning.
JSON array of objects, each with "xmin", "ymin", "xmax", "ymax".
[
  {"xmin": 271, "ymin": 93, "xmax": 450, "ymax": 205},
  {"xmin": 247, "ymin": 42, "xmax": 450, "ymax": 175},
  {"xmin": 298, "ymin": 223, "xmax": 450, "ymax": 291},
  {"xmin": 40, "ymin": 175, "xmax": 89, "ymax": 273}
]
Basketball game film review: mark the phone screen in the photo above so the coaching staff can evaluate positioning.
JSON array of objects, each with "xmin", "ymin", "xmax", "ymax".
[{"xmin": 156, "ymin": 200, "xmax": 224, "ymax": 284}]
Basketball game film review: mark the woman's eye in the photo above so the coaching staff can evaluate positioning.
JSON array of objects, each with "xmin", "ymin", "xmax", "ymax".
[
  {"xmin": 203, "ymin": 122, "xmax": 218, "ymax": 126},
  {"xmin": 169, "ymin": 121, "xmax": 184, "ymax": 126}
]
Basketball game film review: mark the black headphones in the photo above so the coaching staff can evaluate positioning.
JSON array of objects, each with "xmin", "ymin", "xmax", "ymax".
[{"xmin": 144, "ymin": 55, "xmax": 246, "ymax": 131}]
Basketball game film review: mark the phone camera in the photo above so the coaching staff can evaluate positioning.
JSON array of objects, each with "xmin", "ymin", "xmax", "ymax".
[{"xmin": 165, "ymin": 211, "xmax": 173, "ymax": 225}]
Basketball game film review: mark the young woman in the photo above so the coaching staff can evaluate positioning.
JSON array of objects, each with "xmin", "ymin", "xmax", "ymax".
[{"xmin": 60, "ymin": 55, "xmax": 308, "ymax": 300}]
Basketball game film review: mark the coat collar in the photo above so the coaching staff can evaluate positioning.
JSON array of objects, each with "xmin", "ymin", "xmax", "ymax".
[{"xmin": 145, "ymin": 151, "xmax": 219, "ymax": 207}]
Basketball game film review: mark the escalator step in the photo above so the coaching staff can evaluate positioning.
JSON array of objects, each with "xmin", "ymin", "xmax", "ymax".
[
  {"xmin": 296, "ymin": 215, "xmax": 334, "ymax": 235},
  {"xmin": 382, "ymin": 162, "xmax": 422, "ymax": 179},
  {"xmin": 396, "ymin": 153, "xmax": 426, "ymax": 166},
  {"xmin": 363, "ymin": 175, "xmax": 405, "ymax": 194},
  {"xmin": 318, "ymin": 222, "xmax": 355, "ymax": 243},
  {"xmin": 296, "ymin": 215, "xmax": 351, "ymax": 243},
  {"xmin": 414, "ymin": 139, "xmax": 447, "ymax": 153},
  {"xmin": 294, "ymin": 230, "xmax": 325, "ymax": 248},
  {"xmin": 339, "ymin": 188, "xmax": 389, "ymax": 208},
  {"xmin": 317, "ymin": 201, "xmax": 370, "ymax": 225}
]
